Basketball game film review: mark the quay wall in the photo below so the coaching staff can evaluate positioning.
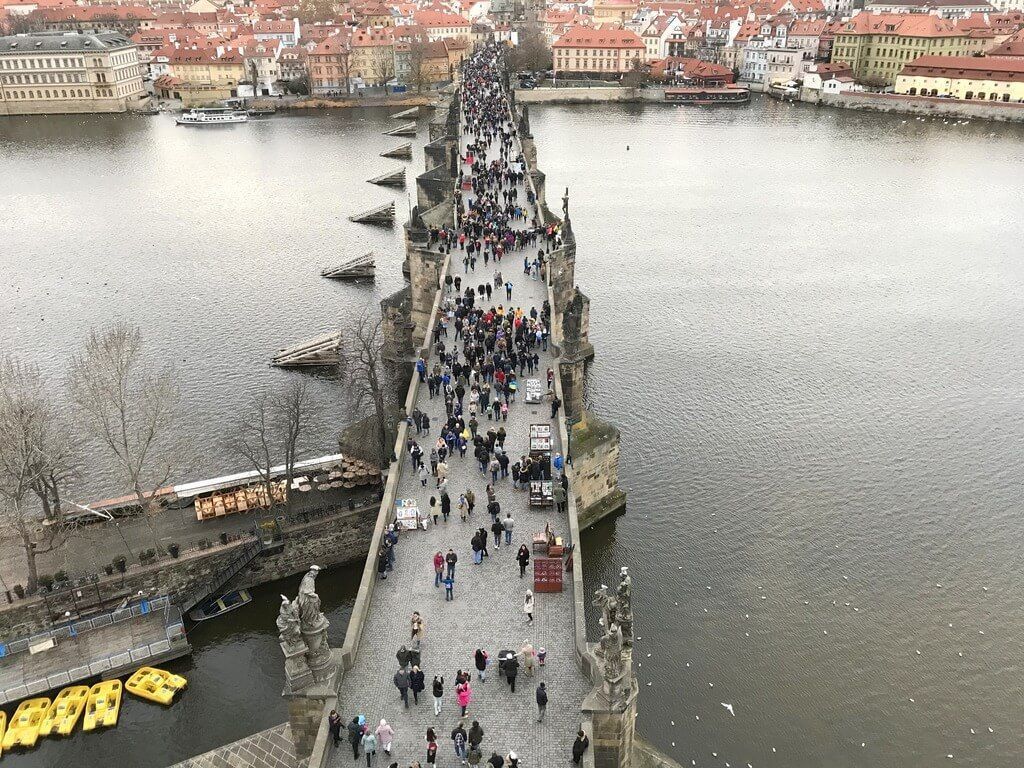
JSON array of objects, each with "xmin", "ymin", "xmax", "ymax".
[
  {"xmin": 514, "ymin": 87, "xmax": 664, "ymax": 104},
  {"xmin": 820, "ymin": 90, "xmax": 1024, "ymax": 122},
  {"xmin": 0, "ymin": 503, "xmax": 379, "ymax": 637}
]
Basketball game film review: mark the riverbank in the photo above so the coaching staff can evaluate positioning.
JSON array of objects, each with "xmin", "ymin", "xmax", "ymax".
[{"xmin": 259, "ymin": 94, "xmax": 437, "ymax": 111}]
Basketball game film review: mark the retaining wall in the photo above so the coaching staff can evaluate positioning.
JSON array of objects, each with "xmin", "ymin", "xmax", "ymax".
[
  {"xmin": 0, "ymin": 502, "xmax": 379, "ymax": 637},
  {"xmin": 821, "ymin": 90, "xmax": 1024, "ymax": 122}
]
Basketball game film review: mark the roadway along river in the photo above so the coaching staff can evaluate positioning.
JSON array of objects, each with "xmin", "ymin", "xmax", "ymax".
[{"xmin": 2, "ymin": 98, "xmax": 1024, "ymax": 767}]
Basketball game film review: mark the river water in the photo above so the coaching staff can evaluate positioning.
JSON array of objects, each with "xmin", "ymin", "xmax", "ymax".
[{"xmin": 2, "ymin": 98, "xmax": 1024, "ymax": 767}]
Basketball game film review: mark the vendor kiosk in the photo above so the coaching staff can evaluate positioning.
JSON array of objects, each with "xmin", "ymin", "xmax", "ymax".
[
  {"xmin": 395, "ymin": 498, "xmax": 422, "ymax": 530},
  {"xmin": 524, "ymin": 378, "xmax": 544, "ymax": 403},
  {"xmin": 528, "ymin": 424, "xmax": 554, "ymax": 507}
]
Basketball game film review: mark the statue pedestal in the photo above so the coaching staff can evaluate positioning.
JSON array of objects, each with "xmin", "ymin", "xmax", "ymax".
[
  {"xmin": 283, "ymin": 649, "xmax": 343, "ymax": 759},
  {"xmin": 282, "ymin": 640, "xmax": 314, "ymax": 692},
  {"xmin": 583, "ymin": 671, "xmax": 639, "ymax": 768},
  {"xmin": 302, "ymin": 624, "xmax": 336, "ymax": 683}
]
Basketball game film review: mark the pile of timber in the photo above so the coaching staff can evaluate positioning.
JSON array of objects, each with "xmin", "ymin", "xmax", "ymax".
[
  {"xmin": 368, "ymin": 168, "xmax": 405, "ymax": 188},
  {"xmin": 390, "ymin": 106, "xmax": 419, "ymax": 119},
  {"xmin": 322, "ymin": 252, "xmax": 375, "ymax": 280},
  {"xmin": 271, "ymin": 332, "xmax": 342, "ymax": 368},
  {"xmin": 349, "ymin": 201, "xmax": 395, "ymax": 225},
  {"xmin": 384, "ymin": 122, "xmax": 417, "ymax": 137},
  {"xmin": 381, "ymin": 143, "xmax": 412, "ymax": 160}
]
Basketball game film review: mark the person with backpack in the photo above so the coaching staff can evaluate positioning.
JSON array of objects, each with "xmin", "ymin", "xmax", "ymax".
[
  {"xmin": 451, "ymin": 721, "xmax": 468, "ymax": 764},
  {"xmin": 474, "ymin": 648, "xmax": 489, "ymax": 681}
]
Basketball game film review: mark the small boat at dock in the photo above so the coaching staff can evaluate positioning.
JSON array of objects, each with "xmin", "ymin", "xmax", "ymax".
[
  {"xmin": 665, "ymin": 85, "xmax": 750, "ymax": 105},
  {"xmin": 83, "ymin": 680, "xmax": 122, "ymax": 731},
  {"xmin": 188, "ymin": 588, "xmax": 252, "ymax": 622},
  {"xmin": 3, "ymin": 697, "xmax": 50, "ymax": 750},
  {"xmin": 126, "ymin": 666, "xmax": 187, "ymax": 706},
  {"xmin": 176, "ymin": 108, "xmax": 248, "ymax": 126},
  {"xmin": 39, "ymin": 685, "xmax": 90, "ymax": 737}
]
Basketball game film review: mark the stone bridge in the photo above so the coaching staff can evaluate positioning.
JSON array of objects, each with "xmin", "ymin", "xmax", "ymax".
[{"xmin": 242, "ymin": 52, "xmax": 649, "ymax": 768}]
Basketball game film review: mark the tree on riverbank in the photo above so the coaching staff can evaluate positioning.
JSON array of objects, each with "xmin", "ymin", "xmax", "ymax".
[
  {"xmin": 68, "ymin": 322, "xmax": 179, "ymax": 552},
  {"xmin": 506, "ymin": 18, "xmax": 551, "ymax": 73},
  {"xmin": 0, "ymin": 357, "xmax": 77, "ymax": 594},
  {"xmin": 228, "ymin": 381, "xmax": 321, "ymax": 512},
  {"xmin": 341, "ymin": 312, "xmax": 392, "ymax": 469}
]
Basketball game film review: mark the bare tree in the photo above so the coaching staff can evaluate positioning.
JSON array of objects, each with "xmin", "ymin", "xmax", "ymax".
[
  {"xmin": 370, "ymin": 46, "xmax": 396, "ymax": 90},
  {"xmin": 0, "ymin": 357, "xmax": 74, "ymax": 593},
  {"xmin": 508, "ymin": 17, "xmax": 552, "ymax": 73},
  {"xmin": 67, "ymin": 322, "xmax": 179, "ymax": 548},
  {"xmin": 406, "ymin": 40, "xmax": 429, "ymax": 93},
  {"xmin": 228, "ymin": 381, "xmax": 320, "ymax": 513},
  {"xmin": 342, "ymin": 312, "xmax": 391, "ymax": 468},
  {"xmin": 246, "ymin": 57, "xmax": 261, "ymax": 99}
]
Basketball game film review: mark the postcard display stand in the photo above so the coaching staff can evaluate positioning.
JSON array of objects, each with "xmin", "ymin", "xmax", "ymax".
[{"xmin": 533, "ymin": 556, "xmax": 563, "ymax": 593}]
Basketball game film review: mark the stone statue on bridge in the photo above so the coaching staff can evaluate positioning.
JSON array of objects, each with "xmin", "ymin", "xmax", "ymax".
[
  {"xmin": 297, "ymin": 565, "xmax": 334, "ymax": 679},
  {"xmin": 616, "ymin": 567, "xmax": 634, "ymax": 647}
]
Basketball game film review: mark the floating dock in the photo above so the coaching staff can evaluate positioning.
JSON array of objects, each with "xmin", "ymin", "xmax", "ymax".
[
  {"xmin": 384, "ymin": 122, "xmax": 417, "ymax": 137},
  {"xmin": 390, "ymin": 106, "xmax": 419, "ymax": 119},
  {"xmin": 321, "ymin": 252, "xmax": 376, "ymax": 280},
  {"xmin": 0, "ymin": 597, "xmax": 189, "ymax": 706},
  {"xmin": 367, "ymin": 168, "xmax": 405, "ymax": 188},
  {"xmin": 348, "ymin": 201, "xmax": 395, "ymax": 225},
  {"xmin": 270, "ymin": 332, "xmax": 342, "ymax": 368},
  {"xmin": 381, "ymin": 143, "xmax": 412, "ymax": 160}
]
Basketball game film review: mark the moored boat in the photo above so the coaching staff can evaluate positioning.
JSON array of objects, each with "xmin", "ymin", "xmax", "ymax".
[
  {"xmin": 2, "ymin": 698, "xmax": 50, "ymax": 750},
  {"xmin": 0, "ymin": 711, "xmax": 7, "ymax": 757},
  {"xmin": 125, "ymin": 666, "xmax": 187, "ymax": 705},
  {"xmin": 83, "ymin": 680, "xmax": 122, "ymax": 731},
  {"xmin": 665, "ymin": 85, "xmax": 750, "ymax": 105},
  {"xmin": 188, "ymin": 588, "xmax": 252, "ymax": 622},
  {"xmin": 39, "ymin": 685, "xmax": 90, "ymax": 737},
  {"xmin": 176, "ymin": 108, "xmax": 248, "ymax": 126}
]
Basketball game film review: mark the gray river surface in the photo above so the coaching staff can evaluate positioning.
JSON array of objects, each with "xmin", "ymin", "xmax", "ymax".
[{"xmin": 2, "ymin": 98, "xmax": 1024, "ymax": 767}]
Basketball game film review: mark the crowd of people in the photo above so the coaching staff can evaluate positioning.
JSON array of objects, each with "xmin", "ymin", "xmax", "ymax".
[{"xmin": 338, "ymin": 46, "xmax": 589, "ymax": 768}]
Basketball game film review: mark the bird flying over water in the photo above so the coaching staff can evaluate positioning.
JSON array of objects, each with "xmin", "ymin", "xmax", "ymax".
[{"xmin": 722, "ymin": 703, "xmax": 735, "ymax": 716}]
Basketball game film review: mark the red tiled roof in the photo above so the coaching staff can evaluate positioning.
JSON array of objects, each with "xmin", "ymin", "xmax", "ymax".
[
  {"xmin": 988, "ymin": 27, "xmax": 1024, "ymax": 57},
  {"xmin": 899, "ymin": 53, "xmax": 1024, "ymax": 80},
  {"xmin": 553, "ymin": 25, "xmax": 645, "ymax": 48},
  {"xmin": 839, "ymin": 13, "xmax": 992, "ymax": 38}
]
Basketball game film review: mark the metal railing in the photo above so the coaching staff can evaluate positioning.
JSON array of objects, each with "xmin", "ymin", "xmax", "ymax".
[{"xmin": 0, "ymin": 597, "xmax": 187, "ymax": 705}]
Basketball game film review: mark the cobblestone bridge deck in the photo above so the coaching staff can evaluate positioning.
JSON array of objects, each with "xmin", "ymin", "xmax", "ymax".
[{"xmin": 329, "ymin": 88, "xmax": 588, "ymax": 768}]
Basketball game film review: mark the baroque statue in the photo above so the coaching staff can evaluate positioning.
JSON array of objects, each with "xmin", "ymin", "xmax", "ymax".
[
  {"xmin": 616, "ymin": 567, "xmax": 634, "ymax": 646},
  {"xmin": 276, "ymin": 595, "xmax": 303, "ymax": 648},
  {"xmin": 297, "ymin": 564, "xmax": 329, "ymax": 634}
]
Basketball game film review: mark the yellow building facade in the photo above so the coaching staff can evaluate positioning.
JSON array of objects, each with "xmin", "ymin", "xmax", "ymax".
[
  {"xmin": 831, "ymin": 14, "xmax": 992, "ymax": 86},
  {"xmin": 894, "ymin": 55, "xmax": 1024, "ymax": 102}
]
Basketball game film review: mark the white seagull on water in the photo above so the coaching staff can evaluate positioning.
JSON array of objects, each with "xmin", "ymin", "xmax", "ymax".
[{"xmin": 721, "ymin": 703, "xmax": 735, "ymax": 716}]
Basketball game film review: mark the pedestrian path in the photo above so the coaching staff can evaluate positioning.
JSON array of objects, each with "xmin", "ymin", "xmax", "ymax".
[{"xmin": 330, "ymin": 89, "xmax": 585, "ymax": 768}]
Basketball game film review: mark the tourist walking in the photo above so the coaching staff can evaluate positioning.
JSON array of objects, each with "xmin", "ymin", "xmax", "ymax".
[
  {"xmin": 432, "ymin": 675, "xmax": 444, "ymax": 716},
  {"xmin": 474, "ymin": 648, "xmax": 488, "ymax": 681},
  {"xmin": 536, "ymin": 682, "xmax": 548, "ymax": 722},
  {"xmin": 490, "ymin": 518, "xmax": 503, "ymax": 548},
  {"xmin": 411, "ymin": 611, "xmax": 424, "ymax": 649},
  {"xmin": 362, "ymin": 729, "xmax": 378, "ymax": 766},
  {"xmin": 502, "ymin": 513, "xmax": 514, "ymax": 545},
  {"xmin": 348, "ymin": 717, "xmax": 363, "ymax": 760},
  {"xmin": 410, "ymin": 665, "xmax": 426, "ymax": 704},
  {"xmin": 451, "ymin": 721, "xmax": 468, "ymax": 764},
  {"xmin": 524, "ymin": 590, "xmax": 534, "ymax": 623},
  {"xmin": 487, "ymin": 752, "xmax": 504, "ymax": 768},
  {"xmin": 468, "ymin": 721, "xmax": 484, "ymax": 752},
  {"xmin": 434, "ymin": 551, "xmax": 444, "ymax": 587},
  {"xmin": 329, "ymin": 710, "xmax": 342, "ymax": 747},
  {"xmin": 397, "ymin": 645, "xmax": 411, "ymax": 670},
  {"xmin": 456, "ymin": 679, "xmax": 472, "ymax": 716},
  {"xmin": 443, "ymin": 573, "xmax": 455, "ymax": 601},
  {"xmin": 430, "ymin": 496, "xmax": 439, "ymax": 525},
  {"xmin": 375, "ymin": 719, "xmax": 394, "ymax": 756},
  {"xmin": 505, "ymin": 653, "xmax": 518, "ymax": 693},
  {"xmin": 516, "ymin": 544, "xmax": 530, "ymax": 578},
  {"xmin": 427, "ymin": 737, "xmax": 438, "ymax": 767},
  {"xmin": 394, "ymin": 667, "xmax": 411, "ymax": 708},
  {"xmin": 445, "ymin": 549, "xmax": 458, "ymax": 578},
  {"xmin": 572, "ymin": 731, "xmax": 590, "ymax": 764}
]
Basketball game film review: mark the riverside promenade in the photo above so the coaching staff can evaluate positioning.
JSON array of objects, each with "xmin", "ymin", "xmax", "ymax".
[{"xmin": 329, "ymin": 91, "xmax": 587, "ymax": 766}]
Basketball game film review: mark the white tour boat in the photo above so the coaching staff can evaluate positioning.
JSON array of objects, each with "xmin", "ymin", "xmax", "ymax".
[{"xmin": 176, "ymin": 108, "xmax": 249, "ymax": 126}]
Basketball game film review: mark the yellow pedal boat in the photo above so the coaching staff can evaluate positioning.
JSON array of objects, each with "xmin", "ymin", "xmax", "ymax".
[
  {"xmin": 2, "ymin": 697, "xmax": 51, "ymax": 750},
  {"xmin": 125, "ymin": 666, "xmax": 187, "ymax": 706},
  {"xmin": 0, "ymin": 711, "xmax": 7, "ymax": 757},
  {"xmin": 83, "ymin": 680, "xmax": 122, "ymax": 731},
  {"xmin": 39, "ymin": 685, "xmax": 90, "ymax": 737}
]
